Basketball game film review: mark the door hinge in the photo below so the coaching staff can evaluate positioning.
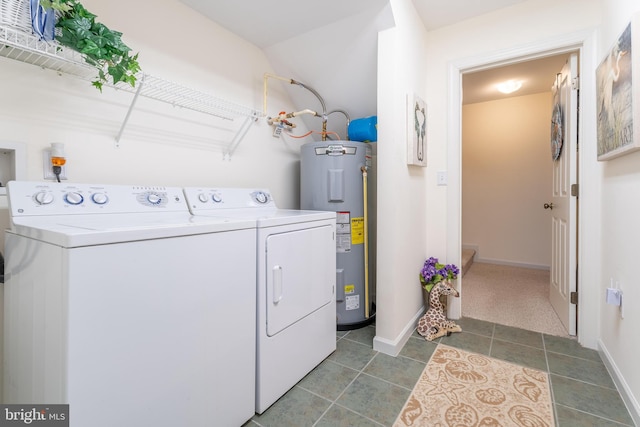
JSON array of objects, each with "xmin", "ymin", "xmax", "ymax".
[
  {"xmin": 570, "ymin": 291, "xmax": 578, "ymax": 305},
  {"xmin": 572, "ymin": 76, "xmax": 580, "ymax": 90},
  {"xmin": 571, "ymin": 184, "xmax": 579, "ymax": 197}
]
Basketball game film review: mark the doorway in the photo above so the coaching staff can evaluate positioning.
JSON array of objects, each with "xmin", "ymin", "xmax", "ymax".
[
  {"xmin": 445, "ymin": 32, "xmax": 598, "ymax": 346},
  {"xmin": 459, "ymin": 54, "xmax": 573, "ymax": 336}
]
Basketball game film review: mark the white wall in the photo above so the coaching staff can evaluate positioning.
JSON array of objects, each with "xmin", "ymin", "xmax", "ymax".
[
  {"xmin": 0, "ymin": 0, "xmax": 306, "ymax": 206},
  {"xmin": 263, "ymin": 2, "xmax": 394, "ymax": 136},
  {"xmin": 462, "ymin": 93, "xmax": 553, "ymax": 268},
  {"xmin": 373, "ymin": 0, "xmax": 605, "ymax": 357},
  {"xmin": 419, "ymin": 0, "xmax": 640, "ymax": 420},
  {"xmin": 597, "ymin": 0, "xmax": 640, "ymax": 422},
  {"xmin": 373, "ymin": 0, "xmax": 429, "ymax": 354},
  {"xmin": 425, "ymin": 0, "xmax": 602, "ymax": 328}
]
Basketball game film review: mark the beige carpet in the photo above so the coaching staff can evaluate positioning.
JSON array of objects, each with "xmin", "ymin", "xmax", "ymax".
[
  {"xmin": 394, "ymin": 345, "xmax": 555, "ymax": 427},
  {"xmin": 461, "ymin": 263, "xmax": 569, "ymax": 337}
]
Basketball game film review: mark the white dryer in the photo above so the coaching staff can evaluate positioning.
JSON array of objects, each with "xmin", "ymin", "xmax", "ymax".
[
  {"xmin": 183, "ymin": 187, "xmax": 336, "ymax": 413},
  {"xmin": 4, "ymin": 181, "xmax": 257, "ymax": 427}
]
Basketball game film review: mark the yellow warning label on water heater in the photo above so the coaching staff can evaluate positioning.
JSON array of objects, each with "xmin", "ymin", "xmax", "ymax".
[
  {"xmin": 351, "ymin": 217, "xmax": 364, "ymax": 245},
  {"xmin": 344, "ymin": 284, "xmax": 355, "ymax": 295}
]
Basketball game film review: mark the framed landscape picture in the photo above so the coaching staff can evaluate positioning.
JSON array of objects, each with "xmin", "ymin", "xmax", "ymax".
[{"xmin": 596, "ymin": 13, "xmax": 640, "ymax": 161}]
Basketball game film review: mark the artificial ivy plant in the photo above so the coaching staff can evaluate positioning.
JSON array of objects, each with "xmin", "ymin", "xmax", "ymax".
[{"xmin": 40, "ymin": 0, "xmax": 141, "ymax": 91}]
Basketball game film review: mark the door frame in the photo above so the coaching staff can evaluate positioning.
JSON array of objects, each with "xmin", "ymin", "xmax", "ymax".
[{"xmin": 446, "ymin": 29, "xmax": 600, "ymax": 349}]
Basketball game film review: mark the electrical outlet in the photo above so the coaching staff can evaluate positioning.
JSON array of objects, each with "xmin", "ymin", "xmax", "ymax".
[{"xmin": 43, "ymin": 151, "xmax": 67, "ymax": 180}]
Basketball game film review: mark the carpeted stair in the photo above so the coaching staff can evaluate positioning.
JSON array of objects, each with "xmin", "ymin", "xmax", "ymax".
[{"xmin": 461, "ymin": 248, "xmax": 476, "ymax": 277}]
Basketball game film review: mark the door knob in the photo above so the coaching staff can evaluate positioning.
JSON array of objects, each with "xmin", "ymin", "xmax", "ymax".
[{"xmin": 544, "ymin": 203, "xmax": 554, "ymax": 210}]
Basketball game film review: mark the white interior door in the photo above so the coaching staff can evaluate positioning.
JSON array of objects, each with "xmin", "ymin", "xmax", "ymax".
[{"xmin": 549, "ymin": 53, "xmax": 578, "ymax": 336}]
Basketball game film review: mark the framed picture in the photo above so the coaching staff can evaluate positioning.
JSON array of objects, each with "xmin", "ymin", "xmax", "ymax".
[
  {"xmin": 596, "ymin": 13, "xmax": 640, "ymax": 161},
  {"xmin": 407, "ymin": 93, "xmax": 427, "ymax": 166}
]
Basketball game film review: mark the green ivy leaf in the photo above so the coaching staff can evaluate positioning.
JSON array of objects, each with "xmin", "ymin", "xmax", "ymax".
[
  {"xmin": 78, "ymin": 39, "xmax": 101, "ymax": 57},
  {"xmin": 63, "ymin": 16, "xmax": 92, "ymax": 32},
  {"xmin": 52, "ymin": 0, "xmax": 141, "ymax": 91},
  {"xmin": 108, "ymin": 64, "xmax": 125, "ymax": 84},
  {"xmin": 40, "ymin": 0, "xmax": 73, "ymax": 13}
]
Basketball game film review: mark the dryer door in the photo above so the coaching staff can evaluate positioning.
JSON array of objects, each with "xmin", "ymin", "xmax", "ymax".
[{"xmin": 266, "ymin": 225, "xmax": 335, "ymax": 337}]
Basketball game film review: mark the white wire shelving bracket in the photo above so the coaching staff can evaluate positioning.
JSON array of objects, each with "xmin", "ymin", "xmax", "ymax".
[{"xmin": 0, "ymin": 23, "xmax": 263, "ymax": 157}]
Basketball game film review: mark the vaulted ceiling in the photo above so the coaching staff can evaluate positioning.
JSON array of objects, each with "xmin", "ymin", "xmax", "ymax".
[{"xmin": 180, "ymin": 0, "xmax": 565, "ymax": 135}]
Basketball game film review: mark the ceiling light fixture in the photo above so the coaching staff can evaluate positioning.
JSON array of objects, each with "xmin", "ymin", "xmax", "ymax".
[{"xmin": 496, "ymin": 80, "xmax": 522, "ymax": 94}]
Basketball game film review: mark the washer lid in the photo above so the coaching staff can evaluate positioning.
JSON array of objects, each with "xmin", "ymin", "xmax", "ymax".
[{"xmin": 9, "ymin": 211, "xmax": 256, "ymax": 247}]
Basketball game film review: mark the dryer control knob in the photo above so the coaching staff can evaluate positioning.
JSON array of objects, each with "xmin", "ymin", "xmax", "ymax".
[
  {"xmin": 198, "ymin": 193, "xmax": 209, "ymax": 203},
  {"xmin": 64, "ymin": 192, "xmax": 84, "ymax": 205},
  {"xmin": 34, "ymin": 191, "xmax": 54, "ymax": 205},
  {"xmin": 253, "ymin": 191, "xmax": 268, "ymax": 204},
  {"xmin": 92, "ymin": 193, "xmax": 109, "ymax": 205},
  {"xmin": 212, "ymin": 194, "xmax": 223, "ymax": 203}
]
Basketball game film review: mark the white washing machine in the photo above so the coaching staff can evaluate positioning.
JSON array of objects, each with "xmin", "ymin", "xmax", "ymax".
[
  {"xmin": 3, "ymin": 181, "xmax": 257, "ymax": 427},
  {"xmin": 183, "ymin": 187, "xmax": 336, "ymax": 413}
]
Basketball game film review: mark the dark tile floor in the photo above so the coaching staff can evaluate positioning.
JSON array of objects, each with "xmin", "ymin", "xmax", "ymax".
[{"xmin": 244, "ymin": 317, "xmax": 636, "ymax": 427}]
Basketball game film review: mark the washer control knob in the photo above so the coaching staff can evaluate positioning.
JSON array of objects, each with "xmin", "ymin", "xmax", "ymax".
[
  {"xmin": 64, "ymin": 192, "xmax": 84, "ymax": 205},
  {"xmin": 34, "ymin": 191, "xmax": 54, "ymax": 205},
  {"xmin": 198, "ymin": 193, "xmax": 209, "ymax": 203},
  {"xmin": 147, "ymin": 193, "xmax": 162, "ymax": 205},
  {"xmin": 253, "ymin": 191, "xmax": 269, "ymax": 204},
  {"xmin": 212, "ymin": 193, "xmax": 223, "ymax": 203},
  {"xmin": 92, "ymin": 193, "xmax": 109, "ymax": 205}
]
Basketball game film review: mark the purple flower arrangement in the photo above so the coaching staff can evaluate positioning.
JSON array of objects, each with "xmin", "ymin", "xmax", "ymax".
[{"xmin": 419, "ymin": 257, "xmax": 459, "ymax": 292}]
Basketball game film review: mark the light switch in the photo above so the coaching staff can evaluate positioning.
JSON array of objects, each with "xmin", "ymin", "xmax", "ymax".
[
  {"xmin": 437, "ymin": 171, "xmax": 447, "ymax": 186},
  {"xmin": 606, "ymin": 287, "xmax": 622, "ymax": 306}
]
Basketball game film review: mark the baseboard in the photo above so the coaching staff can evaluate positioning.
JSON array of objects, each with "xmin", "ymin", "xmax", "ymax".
[
  {"xmin": 475, "ymin": 258, "xmax": 550, "ymax": 271},
  {"xmin": 373, "ymin": 305, "xmax": 425, "ymax": 357},
  {"xmin": 598, "ymin": 339, "xmax": 640, "ymax": 426},
  {"xmin": 461, "ymin": 244, "xmax": 550, "ymax": 270}
]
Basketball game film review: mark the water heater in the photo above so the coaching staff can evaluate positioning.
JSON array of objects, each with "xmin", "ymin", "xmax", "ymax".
[{"xmin": 300, "ymin": 141, "xmax": 376, "ymax": 330}]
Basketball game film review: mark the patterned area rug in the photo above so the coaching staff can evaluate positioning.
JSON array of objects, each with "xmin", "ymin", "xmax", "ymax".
[{"xmin": 394, "ymin": 345, "xmax": 555, "ymax": 427}]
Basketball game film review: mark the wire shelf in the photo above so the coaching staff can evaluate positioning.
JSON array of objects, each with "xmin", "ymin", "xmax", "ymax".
[
  {"xmin": 136, "ymin": 74, "xmax": 260, "ymax": 120},
  {"xmin": 0, "ymin": 23, "xmax": 262, "ymax": 155},
  {"xmin": 0, "ymin": 24, "xmax": 95, "ymax": 78}
]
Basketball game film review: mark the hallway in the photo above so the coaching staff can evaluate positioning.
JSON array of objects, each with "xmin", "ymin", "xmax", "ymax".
[{"xmin": 462, "ymin": 262, "xmax": 569, "ymax": 337}]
